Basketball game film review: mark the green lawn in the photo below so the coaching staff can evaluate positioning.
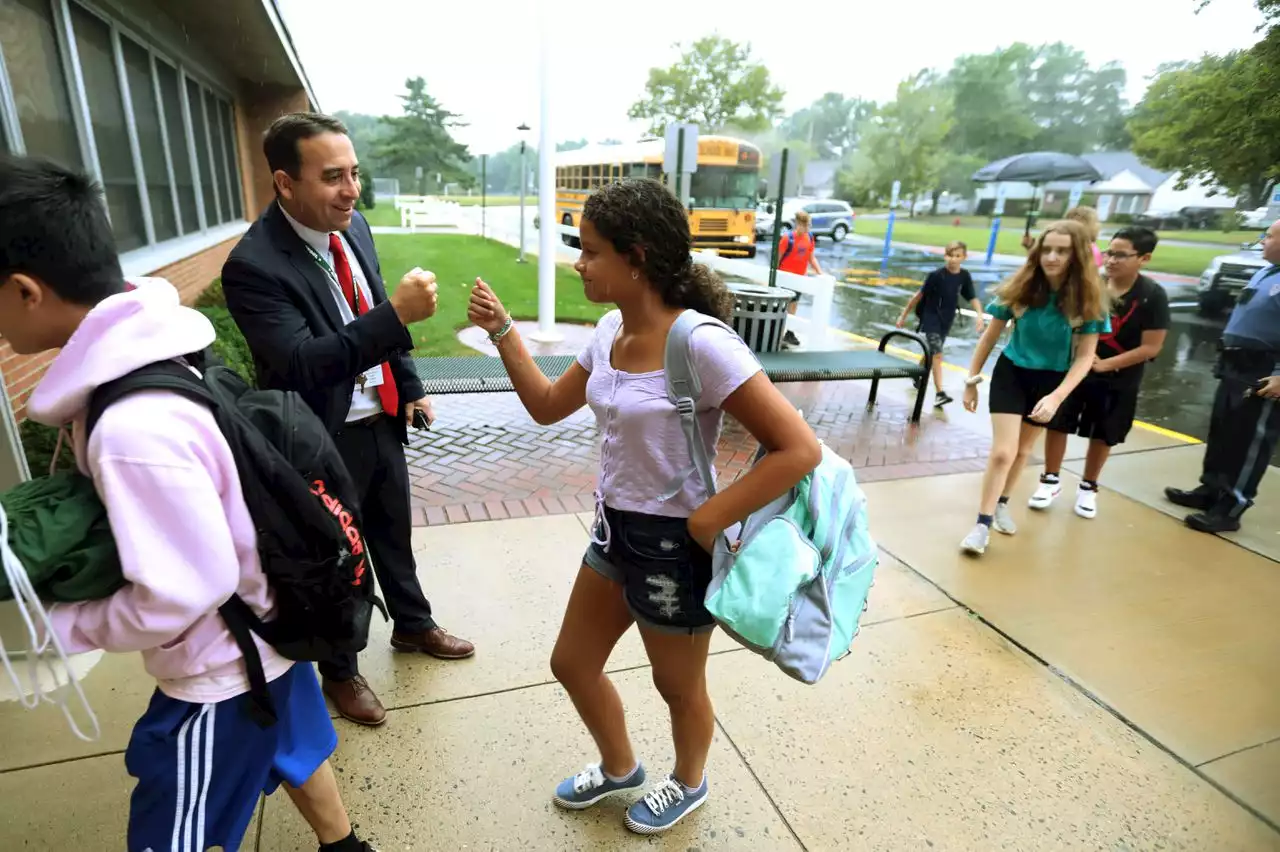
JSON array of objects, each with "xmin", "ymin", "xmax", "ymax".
[
  {"xmin": 358, "ymin": 204, "xmax": 403, "ymax": 227},
  {"xmin": 451, "ymin": 195, "xmax": 525, "ymax": 207},
  {"xmin": 851, "ymin": 218, "xmax": 1223, "ymax": 278},
  {"xmin": 372, "ymin": 233, "xmax": 605, "ymax": 356},
  {"xmin": 1125, "ymin": 228, "xmax": 1264, "ymax": 246},
  {"xmin": 359, "ymin": 196, "xmax": 528, "ymax": 228}
]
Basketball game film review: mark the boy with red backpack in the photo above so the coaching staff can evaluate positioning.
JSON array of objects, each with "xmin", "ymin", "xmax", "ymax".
[{"xmin": 0, "ymin": 156, "xmax": 375, "ymax": 851}]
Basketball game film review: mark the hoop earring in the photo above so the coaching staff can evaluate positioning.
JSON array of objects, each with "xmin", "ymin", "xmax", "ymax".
[{"xmin": 631, "ymin": 270, "xmax": 639, "ymax": 280}]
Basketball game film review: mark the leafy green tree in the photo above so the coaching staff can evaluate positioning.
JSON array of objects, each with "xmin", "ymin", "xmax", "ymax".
[
  {"xmin": 780, "ymin": 93, "xmax": 874, "ymax": 159},
  {"xmin": 372, "ymin": 78, "xmax": 472, "ymax": 193},
  {"xmin": 628, "ymin": 35, "xmax": 784, "ymax": 134},
  {"xmin": 1129, "ymin": 50, "xmax": 1280, "ymax": 206},
  {"xmin": 854, "ymin": 73, "xmax": 953, "ymax": 215},
  {"xmin": 945, "ymin": 43, "xmax": 1127, "ymax": 159},
  {"xmin": 944, "ymin": 45, "xmax": 1039, "ymax": 161}
]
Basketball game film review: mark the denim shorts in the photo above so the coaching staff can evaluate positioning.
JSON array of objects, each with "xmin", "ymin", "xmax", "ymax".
[{"xmin": 584, "ymin": 506, "xmax": 716, "ymax": 635}]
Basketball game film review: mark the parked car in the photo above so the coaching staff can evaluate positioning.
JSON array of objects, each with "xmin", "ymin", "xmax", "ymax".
[
  {"xmin": 911, "ymin": 193, "xmax": 971, "ymax": 216},
  {"xmin": 1135, "ymin": 206, "xmax": 1228, "ymax": 230},
  {"xmin": 755, "ymin": 198, "xmax": 855, "ymax": 242},
  {"xmin": 1198, "ymin": 239, "xmax": 1269, "ymax": 316},
  {"xmin": 1242, "ymin": 206, "xmax": 1274, "ymax": 229}
]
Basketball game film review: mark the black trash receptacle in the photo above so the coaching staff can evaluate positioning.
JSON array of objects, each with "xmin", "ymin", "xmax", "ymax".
[{"xmin": 727, "ymin": 283, "xmax": 797, "ymax": 353}]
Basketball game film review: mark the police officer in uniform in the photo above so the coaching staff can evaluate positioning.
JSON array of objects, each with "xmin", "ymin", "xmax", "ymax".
[{"xmin": 1167, "ymin": 220, "xmax": 1280, "ymax": 532}]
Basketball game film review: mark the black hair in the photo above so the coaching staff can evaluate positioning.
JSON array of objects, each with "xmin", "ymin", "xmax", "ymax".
[
  {"xmin": 0, "ymin": 154, "xmax": 124, "ymax": 305},
  {"xmin": 1111, "ymin": 226, "xmax": 1158, "ymax": 256},
  {"xmin": 582, "ymin": 178, "xmax": 734, "ymax": 321},
  {"xmin": 263, "ymin": 112, "xmax": 349, "ymax": 180}
]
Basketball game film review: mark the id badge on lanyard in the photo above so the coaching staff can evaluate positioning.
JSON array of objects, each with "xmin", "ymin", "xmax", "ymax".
[
  {"xmin": 304, "ymin": 243, "xmax": 360, "ymax": 315},
  {"xmin": 304, "ymin": 243, "xmax": 378, "ymax": 391}
]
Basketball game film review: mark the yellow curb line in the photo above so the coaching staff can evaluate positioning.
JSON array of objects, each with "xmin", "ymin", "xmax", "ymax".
[{"xmin": 822, "ymin": 325, "xmax": 1201, "ymax": 445}]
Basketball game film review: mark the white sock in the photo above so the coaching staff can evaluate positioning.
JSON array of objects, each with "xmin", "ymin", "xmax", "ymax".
[
  {"xmin": 605, "ymin": 763, "xmax": 640, "ymax": 783},
  {"xmin": 678, "ymin": 773, "xmax": 706, "ymax": 793}
]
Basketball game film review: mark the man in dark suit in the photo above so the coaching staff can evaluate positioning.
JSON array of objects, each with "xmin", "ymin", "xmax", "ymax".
[{"xmin": 221, "ymin": 112, "xmax": 474, "ymax": 727}]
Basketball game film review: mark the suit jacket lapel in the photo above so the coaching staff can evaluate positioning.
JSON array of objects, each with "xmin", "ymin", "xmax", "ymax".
[
  {"xmin": 344, "ymin": 220, "xmax": 387, "ymax": 304},
  {"xmin": 264, "ymin": 204, "xmax": 345, "ymax": 331}
]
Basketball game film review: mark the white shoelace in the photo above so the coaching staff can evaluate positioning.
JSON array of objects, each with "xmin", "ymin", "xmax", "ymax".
[
  {"xmin": 572, "ymin": 763, "xmax": 606, "ymax": 794},
  {"xmin": 0, "ymin": 501, "xmax": 101, "ymax": 741},
  {"xmin": 641, "ymin": 777, "xmax": 686, "ymax": 815}
]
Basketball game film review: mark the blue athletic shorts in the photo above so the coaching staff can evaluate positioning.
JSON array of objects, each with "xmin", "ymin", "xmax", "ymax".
[{"xmin": 125, "ymin": 662, "xmax": 337, "ymax": 852}]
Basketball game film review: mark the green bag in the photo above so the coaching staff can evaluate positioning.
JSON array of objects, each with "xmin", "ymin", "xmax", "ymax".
[{"xmin": 0, "ymin": 471, "xmax": 125, "ymax": 603}]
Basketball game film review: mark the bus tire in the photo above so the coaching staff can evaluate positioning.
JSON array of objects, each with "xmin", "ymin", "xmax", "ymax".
[{"xmin": 561, "ymin": 214, "xmax": 580, "ymax": 248}]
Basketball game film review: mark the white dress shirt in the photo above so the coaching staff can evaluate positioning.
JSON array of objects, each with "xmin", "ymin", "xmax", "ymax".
[{"xmin": 279, "ymin": 203, "xmax": 383, "ymax": 423}]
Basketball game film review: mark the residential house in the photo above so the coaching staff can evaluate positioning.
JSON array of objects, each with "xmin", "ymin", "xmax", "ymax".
[
  {"xmin": 971, "ymin": 151, "xmax": 1237, "ymax": 222},
  {"xmin": 0, "ymin": 0, "xmax": 318, "ymax": 490},
  {"xmin": 798, "ymin": 159, "xmax": 839, "ymax": 199}
]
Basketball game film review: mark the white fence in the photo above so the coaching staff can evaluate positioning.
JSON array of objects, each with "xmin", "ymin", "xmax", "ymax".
[
  {"xmin": 549, "ymin": 223, "xmax": 835, "ymax": 348},
  {"xmin": 394, "ymin": 196, "xmax": 464, "ymax": 230}
]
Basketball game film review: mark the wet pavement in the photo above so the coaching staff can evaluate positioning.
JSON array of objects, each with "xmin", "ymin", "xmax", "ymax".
[{"xmin": 759, "ymin": 237, "xmax": 1236, "ymax": 451}]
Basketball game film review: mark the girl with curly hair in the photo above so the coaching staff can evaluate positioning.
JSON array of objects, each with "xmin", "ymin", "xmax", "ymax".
[{"xmin": 467, "ymin": 178, "xmax": 820, "ymax": 834}]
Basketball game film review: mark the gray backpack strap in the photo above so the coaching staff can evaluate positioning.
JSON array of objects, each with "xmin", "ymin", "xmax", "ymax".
[{"xmin": 659, "ymin": 310, "xmax": 724, "ymax": 501}]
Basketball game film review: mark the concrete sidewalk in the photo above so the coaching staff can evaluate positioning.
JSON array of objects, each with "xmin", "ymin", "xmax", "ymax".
[{"xmin": 1, "ymin": 484, "xmax": 1277, "ymax": 849}]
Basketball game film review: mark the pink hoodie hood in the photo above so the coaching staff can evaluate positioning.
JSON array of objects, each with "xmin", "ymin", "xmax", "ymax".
[
  {"xmin": 28, "ymin": 277, "xmax": 214, "ymax": 458},
  {"xmin": 36, "ymin": 278, "xmax": 290, "ymax": 703}
]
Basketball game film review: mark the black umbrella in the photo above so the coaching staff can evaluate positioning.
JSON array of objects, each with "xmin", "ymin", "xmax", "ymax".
[
  {"xmin": 972, "ymin": 152, "xmax": 1103, "ymax": 235},
  {"xmin": 972, "ymin": 152, "xmax": 1102, "ymax": 184}
]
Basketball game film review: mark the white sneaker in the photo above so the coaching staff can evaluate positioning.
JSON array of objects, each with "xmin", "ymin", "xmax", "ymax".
[
  {"xmin": 960, "ymin": 523, "xmax": 990, "ymax": 555},
  {"xmin": 993, "ymin": 502, "xmax": 1017, "ymax": 535},
  {"xmin": 1075, "ymin": 485, "xmax": 1098, "ymax": 519},
  {"xmin": 1028, "ymin": 476, "xmax": 1062, "ymax": 510}
]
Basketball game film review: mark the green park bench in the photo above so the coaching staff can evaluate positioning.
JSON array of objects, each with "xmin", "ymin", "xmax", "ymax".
[{"xmin": 413, "ymin": 330, "xmax": 935, "ymax": 422}]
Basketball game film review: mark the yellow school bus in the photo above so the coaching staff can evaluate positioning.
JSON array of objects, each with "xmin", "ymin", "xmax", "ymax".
[{"xmin": 554, "ymin": 135, "xmax": 761, "ymax": 258}]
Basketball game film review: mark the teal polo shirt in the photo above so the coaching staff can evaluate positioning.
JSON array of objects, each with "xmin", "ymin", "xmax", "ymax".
[{"xmin": 986, "ymin": 291, "xmax": 1111, "ymax": 372}]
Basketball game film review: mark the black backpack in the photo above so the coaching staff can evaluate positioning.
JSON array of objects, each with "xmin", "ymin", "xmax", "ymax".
[{"xmin": 85, "ymin": 355, "xmax": 386, "ymax": 727}]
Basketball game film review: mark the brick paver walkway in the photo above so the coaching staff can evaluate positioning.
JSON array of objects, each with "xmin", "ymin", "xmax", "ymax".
[{"xmin": 407, "ymin": 379, "xmax": 990, "ymax": 526}]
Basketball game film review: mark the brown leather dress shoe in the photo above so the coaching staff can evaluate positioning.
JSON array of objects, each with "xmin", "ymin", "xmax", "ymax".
[
  {"xmin": 390, "ymin": 627, "xmax": 476, "ymax": 660},
  {"xmin": 322, "ymin": 675, "xmax": 387, "ymax": 727}
]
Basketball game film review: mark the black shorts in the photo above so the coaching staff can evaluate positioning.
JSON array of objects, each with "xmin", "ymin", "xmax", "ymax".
[
  {"xmin": 988, "ymin": 354, "xmax": 1065, "ymax": 422},
  {"xmin": 1048, "ymin": 376, "xmax": 1140, "ymax": 446},
  {"xmin": 584, "ymin": 506, "xmax": 715, "ymax": 634},
  {"xmin": 923, "ymin": 331, "xmax": 947, "ymax": 355}
]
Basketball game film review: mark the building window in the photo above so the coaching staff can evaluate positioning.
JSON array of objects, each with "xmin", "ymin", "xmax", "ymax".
[
  {"xmin": 0, "ymin": 0, "xmax": 83, "ymax": 169},
  {"xmin": 0, "ymin": 0, "xmax": 245, "ymax": 259},
  {"xmin": 69, "ymin": 2, "xmax": 147, "ymax": 251},
  {"xmin": 216, "ymin": 98, "xmax": 242, "ymax": 221},
  {"xmin": 154, "ymin": 59, "xmax": 197, "ymax": 234},
  {"xmin": 120, "ymin": 35, "xmax": 177, "ymax": 242}
]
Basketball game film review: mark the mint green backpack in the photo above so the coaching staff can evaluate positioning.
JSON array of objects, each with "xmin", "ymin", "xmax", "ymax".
[{"xmin": 665, "ymin": 310, "xmax": 879, "ymax": 684}]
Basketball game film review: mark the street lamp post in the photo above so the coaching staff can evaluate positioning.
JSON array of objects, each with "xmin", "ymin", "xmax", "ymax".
[{"xmin": 517, "ymin": 122, "xmax": 530, "ymax": 263}]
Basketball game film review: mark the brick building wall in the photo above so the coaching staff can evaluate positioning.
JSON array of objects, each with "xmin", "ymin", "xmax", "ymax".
[{"xmin": 238, "ymin": 84, "xmax": 311, "ymax": 215}]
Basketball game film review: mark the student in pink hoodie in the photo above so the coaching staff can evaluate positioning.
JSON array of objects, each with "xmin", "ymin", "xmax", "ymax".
[{"xmin": 0, "ymin": 157, "xmax": 375, "ymax": 851}]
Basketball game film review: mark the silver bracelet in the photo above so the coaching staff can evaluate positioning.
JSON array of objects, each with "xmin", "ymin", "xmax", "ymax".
[
  {"xmin": 964, "ymin": 374, "xmax": 984, "ymax": 387},
  {"xmin": 489, "ymin": 315, "xmax": 514, "ymax": 343}
]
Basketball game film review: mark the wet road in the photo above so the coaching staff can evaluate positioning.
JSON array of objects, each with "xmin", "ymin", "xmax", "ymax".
[{"xmin": 756, "ymin": 237, "xmax": 1236, "ymax": 452}]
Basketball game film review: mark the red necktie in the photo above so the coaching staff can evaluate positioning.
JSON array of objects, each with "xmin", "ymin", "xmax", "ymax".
[{"xmin": 328, "ymin": 233, "xmax": 399, "ymax": 416}]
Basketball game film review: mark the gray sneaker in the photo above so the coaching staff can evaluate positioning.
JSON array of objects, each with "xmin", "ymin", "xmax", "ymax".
[
  {"xmin": 553, "ymin": 762, "xmax": 646, "ymax": 810},
  {"xmin": 993, "ymin": 502, "xmax": 1017, "ymax": 535},
  {"xmin": 960, "ymin": 523, "xmax": 990, "ymax": 555}
]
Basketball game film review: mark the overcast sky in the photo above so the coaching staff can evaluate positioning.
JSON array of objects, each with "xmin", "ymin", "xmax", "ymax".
[{"xmin": 277, "ymin": 0, "xmax": 1268, "ymax": 155}]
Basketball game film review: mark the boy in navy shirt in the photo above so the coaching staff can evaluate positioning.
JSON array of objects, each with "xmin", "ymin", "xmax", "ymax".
[{"xmin": 898, "ymin": 241, "xmax": 984, "ymax": 406}]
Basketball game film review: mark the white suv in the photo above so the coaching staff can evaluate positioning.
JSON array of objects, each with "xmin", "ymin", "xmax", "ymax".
[{"xmin": 756, "ymin": 199, "xmax": 855, "ymax": 242}]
